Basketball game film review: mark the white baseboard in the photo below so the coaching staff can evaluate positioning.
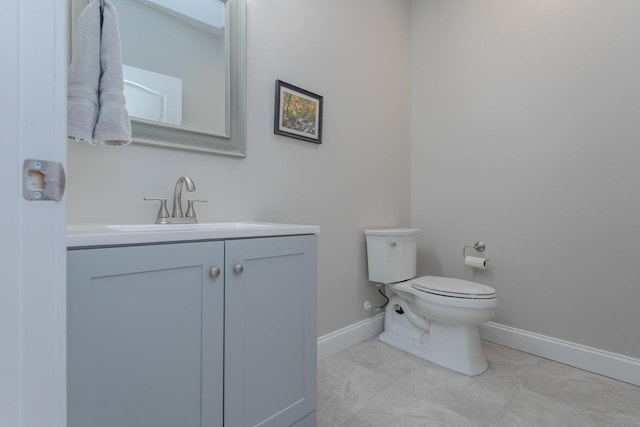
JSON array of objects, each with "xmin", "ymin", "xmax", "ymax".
[
  {"xmin": 317, "ymin": 313, "xmax": 385, "ymax": 361},
  {"xmin": 317, "ymin": 316, "xmax": 640, "ymax": 386},
  {"xmin": 480, "ymin": 321, "xmax": 640, "ymax": 386}
]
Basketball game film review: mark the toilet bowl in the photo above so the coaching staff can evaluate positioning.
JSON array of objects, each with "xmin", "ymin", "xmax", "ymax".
[
  {"xmin": 364, "ymin": 229, "xmax": 497, "ymax": 376},
  {"xmin": 381, "ymin": 278, "xmax": 496, "ymax": 375}
]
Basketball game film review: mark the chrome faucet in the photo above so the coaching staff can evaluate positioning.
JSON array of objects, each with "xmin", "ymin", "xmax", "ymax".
[
  {"xmin": 144, "ymin": 176, "xmax": 207, "ymax": 224},
  {"xmin": 172, "ymin": 176, "xmax": 196, "ymax": 218}
]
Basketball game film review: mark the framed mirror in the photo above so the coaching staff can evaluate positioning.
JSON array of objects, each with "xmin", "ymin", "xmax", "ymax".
[{"xmin": 71, "ymin": 0, "xmax": 246, "ymax": 157}]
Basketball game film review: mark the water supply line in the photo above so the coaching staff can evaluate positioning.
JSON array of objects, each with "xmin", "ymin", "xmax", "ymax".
[{"xmin": 363, "ymin": 283, "xmax": 389, "ymax": 312}]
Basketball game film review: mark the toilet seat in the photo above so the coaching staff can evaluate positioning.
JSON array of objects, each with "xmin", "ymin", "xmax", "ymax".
[{"xmin": 411, "ymin": 276, "xmax": 496, "ymax": 300}]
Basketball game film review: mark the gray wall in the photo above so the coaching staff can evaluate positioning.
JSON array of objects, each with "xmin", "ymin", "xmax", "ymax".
[
  {"xmin": 411, "ymin": 0, "xmax": 640, "ymax": 358},
  {"xmin": 67, "ymin": 0, "xmax": 412, "ymax": 337}
]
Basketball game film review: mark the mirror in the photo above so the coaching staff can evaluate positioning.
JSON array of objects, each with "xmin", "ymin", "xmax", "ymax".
[{"xmin": 72, "ymin": 0, "xmax": 246, "ymax": 156}]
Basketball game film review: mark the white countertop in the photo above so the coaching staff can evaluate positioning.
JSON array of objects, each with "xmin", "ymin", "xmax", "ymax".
[{"xmin": 67, "ymin": 222, "xmax": 320, "ymax": 248}]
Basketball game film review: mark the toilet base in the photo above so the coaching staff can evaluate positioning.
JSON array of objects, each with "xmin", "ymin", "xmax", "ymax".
[{"xmin": 380, "ymin": 306, "xmax": 489, "ymax": 376}]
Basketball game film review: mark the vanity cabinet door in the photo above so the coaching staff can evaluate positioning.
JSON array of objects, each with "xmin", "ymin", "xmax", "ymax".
[
  {"xmin": 224, "ymin": 235, "xmax": 317, "ymax": 427},
  {"xmin": 68, "ymin": 241, "xmax": 224, "ymax": 427}
]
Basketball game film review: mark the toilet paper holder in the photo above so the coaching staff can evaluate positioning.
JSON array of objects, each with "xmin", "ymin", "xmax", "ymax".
[{"xmin": 463, "ymin": 241, "xmax": 486, "ymax": 257}]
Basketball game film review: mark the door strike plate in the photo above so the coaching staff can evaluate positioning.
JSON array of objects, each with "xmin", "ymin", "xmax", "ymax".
[{"xmin": 23, "ymin": 159, "xmax": 66, "ymax": 201}]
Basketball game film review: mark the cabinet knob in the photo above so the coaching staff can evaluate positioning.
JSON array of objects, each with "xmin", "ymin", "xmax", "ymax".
[
  {"xmin": 234, "ymin": 264, "xmax": 244, "ymax": 274},
  {"xmin": 210, "ymin": 267, "xmax": 221, "ymax": 278}
]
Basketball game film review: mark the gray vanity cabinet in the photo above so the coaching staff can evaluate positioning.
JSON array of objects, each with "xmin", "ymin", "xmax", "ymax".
[
  {"xmin": 224, "ymin": 236, "xmax": 317, "ymax": 427},
  {"xmin": 68, "ymin": 234, "xmax": 317, "ymax": 427},
  {"xmin": 67, "ymin": 241, "xmax": 225, "ymax": 427}
]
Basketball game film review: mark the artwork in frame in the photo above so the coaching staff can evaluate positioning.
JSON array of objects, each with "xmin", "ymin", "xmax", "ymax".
[{"xmin": 274, "ymin": 80, "xmax": 323, "ymax": 144}]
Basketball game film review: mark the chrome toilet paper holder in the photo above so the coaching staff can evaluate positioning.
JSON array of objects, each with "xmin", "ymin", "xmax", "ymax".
[{"xmin": 463, "ymin": 241, "xmax": 486, "ymax": 257}]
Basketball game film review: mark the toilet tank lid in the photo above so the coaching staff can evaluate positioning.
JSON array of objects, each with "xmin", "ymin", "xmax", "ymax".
[{"xmin": 364, "ymin": 228, "xmax": 420, "ymax": 236}]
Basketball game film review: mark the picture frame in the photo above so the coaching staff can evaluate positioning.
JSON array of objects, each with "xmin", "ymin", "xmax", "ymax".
[{"xmin": 274, "ymin": 80, "xmax": 323, "ymax": 144}]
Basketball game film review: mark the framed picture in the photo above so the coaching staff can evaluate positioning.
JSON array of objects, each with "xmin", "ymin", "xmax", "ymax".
[{"xmin": 274, "ymin": 80, "xmax": 323, "ymax": 144}]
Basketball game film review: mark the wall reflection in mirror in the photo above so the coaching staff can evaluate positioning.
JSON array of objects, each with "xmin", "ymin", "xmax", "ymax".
[
  {"xmin": 115, "ymin": 0, "xmax": 228, "ymax": 136},
  {"xmin": 71, "ymin": 0, "xmax": 246, "ymax": 156}
]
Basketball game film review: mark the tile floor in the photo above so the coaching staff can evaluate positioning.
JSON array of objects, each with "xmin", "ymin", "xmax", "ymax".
[{"xmin": 317, "ymin": 336, "xmax": 640, "ymax": 427}]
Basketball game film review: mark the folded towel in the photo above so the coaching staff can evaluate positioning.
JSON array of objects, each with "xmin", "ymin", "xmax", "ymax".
[
  {"xmin": 93, "ymin": 0, "xmax": 132, "ymax": 146},
  {"xmin": 68, "ymin": 0, "xmax": 131, "ymax": 146},
  {"xmin": 67, "ymin": 0, "xmax": 101, "ymax": 143}
]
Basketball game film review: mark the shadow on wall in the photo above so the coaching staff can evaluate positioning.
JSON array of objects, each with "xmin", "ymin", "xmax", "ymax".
[
  {"xmin": 417, "ymin": 246, "xmax": 442, "ymax": 277},
  {"xmin": 418, "ymin": 246, "xmax": 496, "ymax": 283}
]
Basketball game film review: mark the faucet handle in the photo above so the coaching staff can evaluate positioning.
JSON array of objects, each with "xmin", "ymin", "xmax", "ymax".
[
  {"xmin": 144, "ymin": 197, "xmax": 170, "ymax": 224},
  {"xmin": 186, "ymin": 199, "xmax": 207, "ymax": 221}
]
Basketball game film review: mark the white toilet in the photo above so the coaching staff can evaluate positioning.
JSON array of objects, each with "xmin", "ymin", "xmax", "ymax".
[{"xmin": 364, "ymin": 228, "xmax": 497, "ymax": 375}]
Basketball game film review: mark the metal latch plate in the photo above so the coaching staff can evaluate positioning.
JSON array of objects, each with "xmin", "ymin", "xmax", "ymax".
[{"xmin": 23, "ymin": 159, "xmax": 66, "ymax": 201}]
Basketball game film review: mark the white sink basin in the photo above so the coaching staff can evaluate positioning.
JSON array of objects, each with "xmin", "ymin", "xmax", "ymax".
[
  {"xmin": 107, "ymin": 222, "xmax": 277, "ymax": 233},
  {"xmin": 67, "ymin": 222, "xmax": 319, "ymax": 247}
]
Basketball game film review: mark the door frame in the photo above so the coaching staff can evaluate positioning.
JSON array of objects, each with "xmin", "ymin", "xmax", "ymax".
[{"xmin": 0, "ymin": 0, "xmax": 68, "ymax": 426}]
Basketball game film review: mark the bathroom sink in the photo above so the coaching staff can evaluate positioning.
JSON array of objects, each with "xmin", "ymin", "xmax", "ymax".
[
  {"xmin": 67, "ymin": 222, "xmax": 319, "ymax": 247},
  {"xmin": 106, "ymin": 222, "xmax": 277, "ymax": 232}
]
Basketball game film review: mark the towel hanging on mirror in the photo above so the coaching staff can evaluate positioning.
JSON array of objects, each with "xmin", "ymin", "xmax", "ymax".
[{"xmin": 67, "ymin": 0, "xmax": 131, "ymax": 146}]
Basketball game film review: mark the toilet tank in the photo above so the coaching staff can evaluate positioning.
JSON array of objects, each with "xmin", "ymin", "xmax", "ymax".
[{"xmin": 364, "ymin": 228, "xmax": 419, "ymax": 284}]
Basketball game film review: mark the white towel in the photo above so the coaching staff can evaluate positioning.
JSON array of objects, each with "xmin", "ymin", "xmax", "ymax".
[
  {"xmin": 93, "ymin": 0, "xmax": 131, "ymax": 146},
  {"xmin": 67, "ymin": 0, "xmax": 101, "ymax": 143},
  {"xmin": 67, "ymin": 0, "xmax": 131, "ymax": 146}
]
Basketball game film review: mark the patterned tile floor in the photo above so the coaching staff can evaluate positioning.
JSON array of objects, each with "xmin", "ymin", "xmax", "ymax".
[{"xmin": 317, "ymin": 336, "xmax": 640, "ymax": 426}]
